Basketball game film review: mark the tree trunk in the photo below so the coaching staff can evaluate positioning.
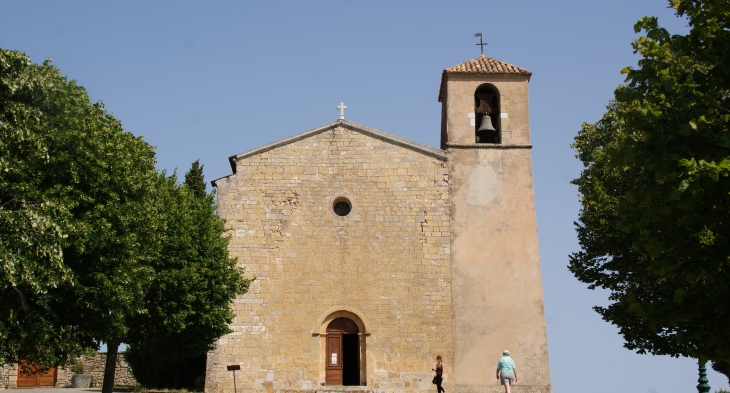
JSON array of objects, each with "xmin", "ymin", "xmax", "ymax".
[
  {"xmin": 101, "ymin": 339, "xmax": 121, "ymax": 393},
  {"xmin": 173, "ymin": 366, "xmax": 181, "ymax": 389}
]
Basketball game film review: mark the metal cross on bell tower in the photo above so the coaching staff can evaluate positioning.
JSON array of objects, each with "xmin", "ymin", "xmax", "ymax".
[{"xmin": 475, "ymin": 33, "xmax": 487, "ymax": 55}]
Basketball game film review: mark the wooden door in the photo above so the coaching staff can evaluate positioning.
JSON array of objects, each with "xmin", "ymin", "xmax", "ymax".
[
  {"xmin": 325, "ymin": 334, "xmax": 343, "ymax": 385},
  {"xmin": 38, "ymin": 367, "xmax": 57, "ymax": 387},
  {"xmin": 17, "ymin": 362, "xmax": 57, "ymax": 387},
  {"xmin": 325, "ymin": 317, "xmax": 359, "ymax": 386}
]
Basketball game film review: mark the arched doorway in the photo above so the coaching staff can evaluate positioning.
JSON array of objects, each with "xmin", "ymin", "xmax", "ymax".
[{"xmin": 325, "ymin": 317, "xmax": 359, "ymax": 386}]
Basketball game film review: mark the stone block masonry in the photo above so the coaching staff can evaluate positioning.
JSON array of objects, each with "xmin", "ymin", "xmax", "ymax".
[
  {"xmin": 1, "ymin": 363, "xmax": 16, "ymax": 388},
  {"xmin": 208, "ymin": 125, "xmax": 454, "ymax": 393},
  {"xmin": 69, "ymin": 352, "xmax": 137, "ymax": 387}
]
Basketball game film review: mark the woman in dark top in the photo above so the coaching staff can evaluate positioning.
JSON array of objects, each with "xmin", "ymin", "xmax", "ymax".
[{"xmin": 432, "ymin": 355, "xmax": 445, "ymax": 393}]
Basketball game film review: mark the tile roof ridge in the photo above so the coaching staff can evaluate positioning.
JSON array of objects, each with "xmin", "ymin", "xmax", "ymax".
[
  {"xmin": 438, "ymin": 55, "xmax": 531, "ymax": 102},
  {"xmin": 444, "ymin": 55, "xmax": 531, "ymax": 75}
]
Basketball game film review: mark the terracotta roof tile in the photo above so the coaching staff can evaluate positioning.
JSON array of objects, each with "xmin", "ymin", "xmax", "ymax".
[
  {"xmin": 438, "ymin": 55, "xmax": 531, "ymax": 102},
  {"xmin": 444, "ymin": 54, "xmax": 531, "ymax": 75}
]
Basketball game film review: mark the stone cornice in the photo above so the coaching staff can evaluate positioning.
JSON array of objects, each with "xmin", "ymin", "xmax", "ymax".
[{"xmin": 445, "ymin": 143, "xmax": 533, "ymax": 149}]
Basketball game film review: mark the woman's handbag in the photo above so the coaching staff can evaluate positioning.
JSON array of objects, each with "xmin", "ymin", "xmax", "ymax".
[{"xmin": 432, "ymin": 376, "xmax": 439, "ymax": 385}]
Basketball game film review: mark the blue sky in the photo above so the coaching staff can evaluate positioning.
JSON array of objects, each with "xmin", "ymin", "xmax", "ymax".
[{"xmin": 1, "ymin": 1, "xmax": 727, "ymax": 392}]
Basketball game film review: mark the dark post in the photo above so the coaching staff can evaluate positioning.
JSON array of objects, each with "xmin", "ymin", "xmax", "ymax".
[
  {"xmin": 697, "ymin": 360, "xmax": 711, "ymax": 393},
  {"xmin": 227, "ymin": 365, "xmax": 241, "ymax": 393}
]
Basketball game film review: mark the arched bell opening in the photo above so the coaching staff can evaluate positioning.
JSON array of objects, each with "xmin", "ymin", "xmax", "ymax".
[
  {"xmin": 474, "ymin": 84, "xmax": 500, "ymax": 143},
  {"xmin": 325, "ymin": 317, "xmax": 360, "ymax": 386}
]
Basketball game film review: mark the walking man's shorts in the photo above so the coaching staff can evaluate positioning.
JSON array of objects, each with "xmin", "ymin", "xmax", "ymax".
[{"xmin": 500, "ymin": 371, "xmax": 515, "ymax": 385}]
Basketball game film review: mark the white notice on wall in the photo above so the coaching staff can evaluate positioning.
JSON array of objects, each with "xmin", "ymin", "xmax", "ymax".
[{"xmin": 331, "ymin": 353, "xmax": 337, "ymax": 364}]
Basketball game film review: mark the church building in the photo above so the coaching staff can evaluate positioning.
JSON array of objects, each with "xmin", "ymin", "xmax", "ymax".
[{"xmin": 206, "ymin": 55, "xmax": 551, "ymax": 393}]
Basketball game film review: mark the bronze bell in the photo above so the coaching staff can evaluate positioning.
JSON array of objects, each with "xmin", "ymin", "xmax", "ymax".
[
  {"xmin": 477, "ymin": 115, "xmax": 496, "ymax": 132},
  {"xmin": 476, "ymin": 114, "xmax": 498, "ymax": 143}
]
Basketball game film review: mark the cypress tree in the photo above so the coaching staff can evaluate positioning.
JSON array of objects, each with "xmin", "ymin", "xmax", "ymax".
[{"xmin": 184, "ymin": 160, "xmax": 206, "ymax": 198}]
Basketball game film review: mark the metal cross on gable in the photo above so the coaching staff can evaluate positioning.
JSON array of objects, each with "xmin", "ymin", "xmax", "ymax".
[
  {"xmin": 337, "ymin": 102, "xmax": 347, "ymax": 120},
  {"xmin": 475, "ymin": 32, "xmax": 487, "ymax": 55}
]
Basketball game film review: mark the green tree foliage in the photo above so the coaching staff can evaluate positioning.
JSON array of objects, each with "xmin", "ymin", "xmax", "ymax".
[
  {"xmin": 125, "ymin": 168, "xmax": 252, "ymax": 389},
  {"xmin": 125, "ymin": 351, "xmax": 206, "ymax": 390},
  {"xmin": 570, "ymin": 0, "xmax": 730, "ymax": 382},
  {"xmin": 1, "ymin": 47, "xmax": 251, "ymax": 391},
  {"xmin": 184, "ymin": 159, "xmax": 206, "ymax": 199},
  {"xmin": 1, "ymin": 48, "xmax": 77, "ymax": 366},
  {"xmin": 1, "ymin": 46, "xmax": 157, "ymax": 369}
]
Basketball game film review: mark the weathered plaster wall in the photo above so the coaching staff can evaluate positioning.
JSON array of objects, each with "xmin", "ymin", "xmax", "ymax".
[
  {"xmin": 444, "ymin": 74, "xmax": 552, "ymax": 393},
  {"xmin": 208, "ymin": 125, "xmax": 454, "ymax": 393},
  {"xmin": 443, "ymin": 75, "xmax": 531, "ymax": 145},
  {"xmin": 448, "ymin": 148, "xmax": 550, "ymax": 393}
]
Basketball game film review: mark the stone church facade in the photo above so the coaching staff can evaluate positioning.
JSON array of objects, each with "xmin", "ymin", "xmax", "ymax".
[{"xmin": 206, "ymin": 55, "xmax": 551, "ymax": 393}]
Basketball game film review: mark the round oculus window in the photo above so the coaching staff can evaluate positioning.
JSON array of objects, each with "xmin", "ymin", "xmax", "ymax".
[{"xmin": 333, "ymin": 197, "xmax": 352, "ymax": 216}]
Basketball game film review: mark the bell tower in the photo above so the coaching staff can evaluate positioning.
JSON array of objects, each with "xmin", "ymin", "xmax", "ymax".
[{"xmin": 440, "ymin": 55, "xmax": 552, "ymax": 393}]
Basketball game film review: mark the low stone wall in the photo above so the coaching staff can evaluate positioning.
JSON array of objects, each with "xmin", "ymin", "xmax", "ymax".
[
  {"xmin": 60, "ymin": 352, "xmax": 136, "ymax": 387},
  {"xmin": 1, "ymin": 363, "xmax": 18, "ymax": 388},
  {"xmin": 1, "ymin": 352, "xmax": 136, "ymax": 389},
  {"xmin": 0, "ymin": 362, "xmax": 65, "ymax": 388}
]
